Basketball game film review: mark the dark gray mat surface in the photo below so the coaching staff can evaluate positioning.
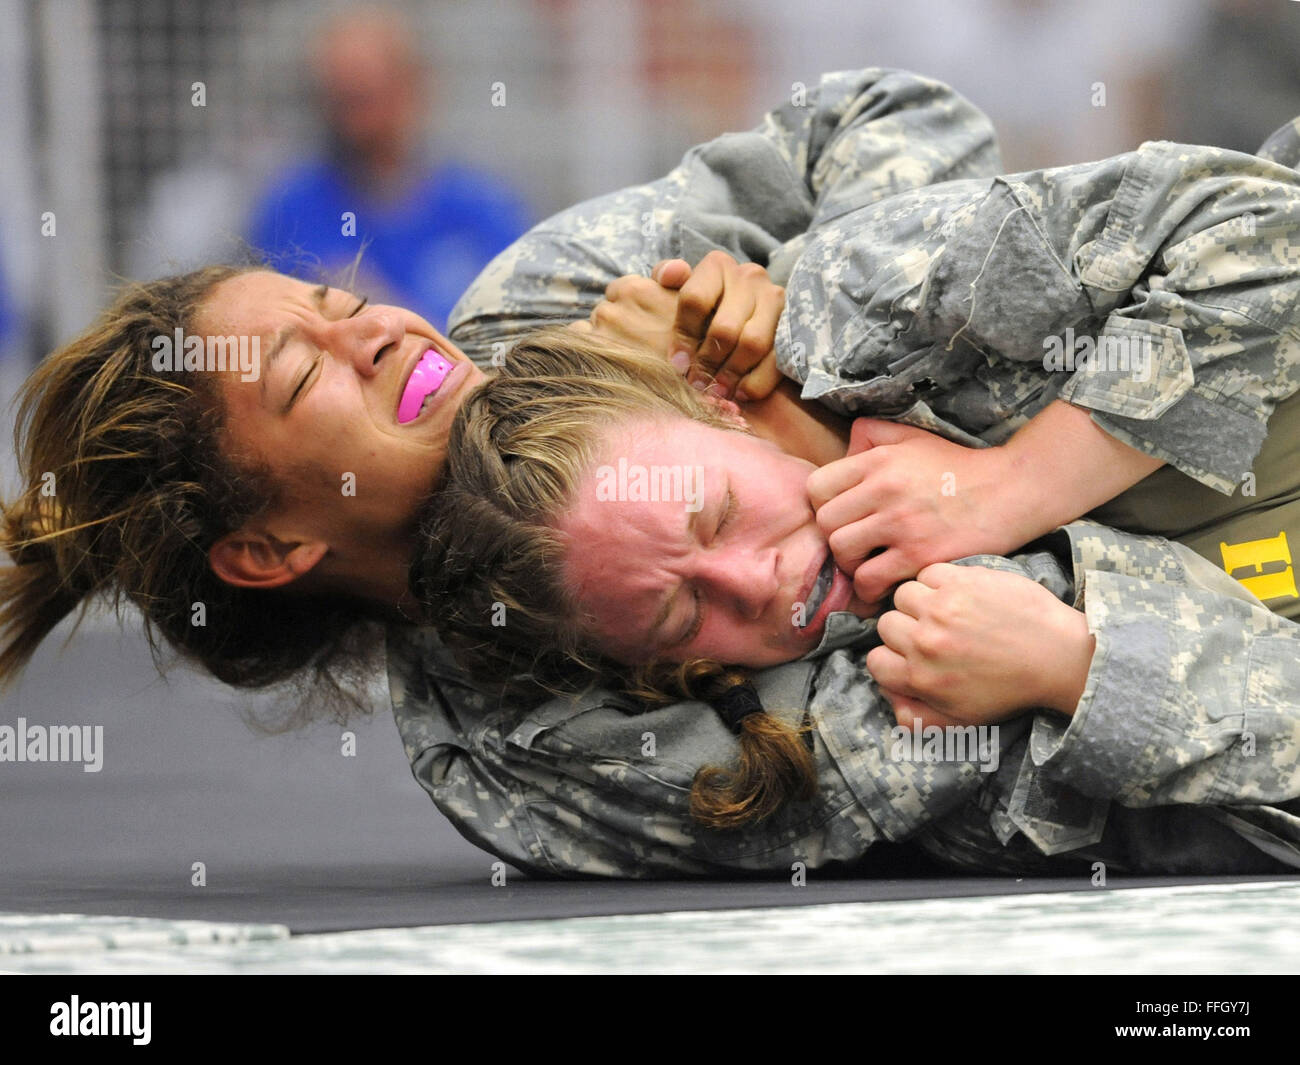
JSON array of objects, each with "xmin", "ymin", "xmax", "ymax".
[{"xmin": 2, "ymin": 618, "xmax": 1291, "ymax": 933}]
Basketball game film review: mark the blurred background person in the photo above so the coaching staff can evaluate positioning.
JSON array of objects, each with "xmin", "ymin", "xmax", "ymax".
[{"xmin": 246, "ymin": 5, "xmax": 532, "ymax": 330}]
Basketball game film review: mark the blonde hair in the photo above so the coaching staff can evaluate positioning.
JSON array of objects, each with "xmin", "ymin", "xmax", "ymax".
[
  {"xmin": 412, "ymin": 327, "xmax": 816, "ymax": 827},
  {"xmin": 0, "ymin": 266, "xmax": 386, "ymax": 727}
]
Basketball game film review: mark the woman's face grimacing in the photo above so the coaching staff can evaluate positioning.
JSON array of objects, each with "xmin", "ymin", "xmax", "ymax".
[
  {"xmin": 200, "ymin": 270, "xmax": 486, "ymax": 598},
  {"xmin": 555, "ymin": 417, "xmax": 866, "ymax": 669}
]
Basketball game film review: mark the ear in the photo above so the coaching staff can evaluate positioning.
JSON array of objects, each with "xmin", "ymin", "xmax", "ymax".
[
  {"xmin": 699, "ymin": 391, "xmax": 750, "ymax": 431},
  {"xmin": 208, "ymin": 528, "xmax": 330, "ymax": 589}
]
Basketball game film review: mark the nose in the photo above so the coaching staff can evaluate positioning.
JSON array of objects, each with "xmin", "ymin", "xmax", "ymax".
[
  {"xmin": 696, "ymin": 544, "xmax": 779, "ymax": 622},
  {"xmin": 326, "ymin": 308, "xmax": 404, "ymax": 377}
]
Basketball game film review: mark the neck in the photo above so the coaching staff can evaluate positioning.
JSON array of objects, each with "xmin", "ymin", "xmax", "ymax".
[
  {"xmin": 352, "ymin": 143, "xmax": 416, "ymax": 200},
  {"xmin": 313, "ymin": 533, "xmax": 421, "ymax": 625}
]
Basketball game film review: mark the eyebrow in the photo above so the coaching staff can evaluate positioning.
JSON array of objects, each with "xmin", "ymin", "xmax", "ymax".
[{"xmin": 261, "ymin": 283, "xmax": 331, "ymax": 402}]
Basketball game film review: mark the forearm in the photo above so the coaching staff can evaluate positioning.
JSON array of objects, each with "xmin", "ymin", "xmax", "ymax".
[
  {"xmin": 992, "ymin": 400, "xmax": 1165, "ymax": 552},
  {"xmin": 744, "ymin": 378, "xmax": 851, "ymax": 467},
  {"xmin": 783, "ymin": 139, "xmax": 1300, "ymax": 510},
  {"xmin": 771, "ymin": 68, "xmax": 1003, "ymax": 224}
]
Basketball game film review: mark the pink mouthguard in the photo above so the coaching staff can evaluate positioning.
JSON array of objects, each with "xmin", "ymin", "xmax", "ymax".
[{"xmin": 398, "ymin": 350, "xmax": 453, "ymax": 423}]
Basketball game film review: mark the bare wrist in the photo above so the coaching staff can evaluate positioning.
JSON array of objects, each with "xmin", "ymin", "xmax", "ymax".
[
  {"xmin": 981, "ymin": 443, "xmax": 1052, "ymax": 555},
  {"xmin": 1040, "ymin": 606, "xmax": 1094, "ymax": 716}
]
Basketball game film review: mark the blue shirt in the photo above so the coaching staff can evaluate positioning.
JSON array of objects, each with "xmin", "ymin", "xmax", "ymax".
[
  {"xmin": 248, "ymin": 157, "xmax": 531, "ymax": 330},
  {"xmin": 0, "ymin": 254, "xmax": 17, "ymax": 357}
]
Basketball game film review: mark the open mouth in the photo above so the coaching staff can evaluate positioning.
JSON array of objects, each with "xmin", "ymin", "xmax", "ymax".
[
  {"xmin": 797, "ymin": 551, "xmax": 837, "ymax": 629},
  {"xmin": 398, "ymin": 348, "xmax": 455, "ymax": 424}
]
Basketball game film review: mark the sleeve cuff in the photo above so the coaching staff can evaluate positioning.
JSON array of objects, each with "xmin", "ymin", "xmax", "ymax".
[{"xmin": 1031, "ymin": 570, "xmax": 1178, "ymax": 801}]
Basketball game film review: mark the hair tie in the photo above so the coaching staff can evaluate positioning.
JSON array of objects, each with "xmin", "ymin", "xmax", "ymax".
[{"xmin": 714, "ymin": 682, "xmax": 764, "ymax": 733}]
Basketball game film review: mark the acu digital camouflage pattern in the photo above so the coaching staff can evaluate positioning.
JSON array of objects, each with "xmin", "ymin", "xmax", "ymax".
[
  {"xmin": 778, "ymin": 136, "xmax": 1300, "ymax": 496},
  {"xmin": 389, "ymin": 520, "xmax": 1300, "ymax": 879},
  {"xmin": 775, "ymin": 135, "xmax": 1300, "ymax": 620},
  {"xmin": 452, "ymin": 66, "xmax": 1300, "ymax": 503},
  {"xmin": 394, "ymin": 69, "xmax": 1300, "ymax": 878}
]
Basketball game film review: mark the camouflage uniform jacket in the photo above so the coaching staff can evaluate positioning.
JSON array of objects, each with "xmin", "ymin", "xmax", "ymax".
[
  {"xmin": 776, "ymin": 134, "xmax": 1300, "ymax": 495},
  {"xmin": 452, "ymin": 68, "xmax": 1300, "ymax": 497},
  {"xmin": 389, "ymin": 521, "xmax": 1300, "ymax": 878},
  {"xmin": 393, "ymin": 72, "xmax": 1300, "ymax": 877}
]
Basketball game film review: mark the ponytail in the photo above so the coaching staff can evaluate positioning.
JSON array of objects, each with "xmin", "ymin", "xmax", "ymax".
[
  {"xmin": 642, "ymin": 661, "xmax": 818, "ymax": 830},
  {"xmin": 0, "ymin": 497, "xmax": 92, "ymax": 683}
]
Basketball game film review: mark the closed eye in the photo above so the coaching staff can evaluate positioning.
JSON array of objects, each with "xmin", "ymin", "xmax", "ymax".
[
  {"xmin": 672, "ymin": 486, "xmax": 738, "ymax": 648},
  {"xmin": 290, "ymin": 354, "xmax": 322, "ymax": 405},
  {"xmin": 290, "ymin": 292, "xmax": 367, "ymax": 404},
  {"xmin": 677, "ymin": 587, "xmax": 705, "ymax": 649},
  {"xmin": 715, "ymin": 486, "xmax": 737, "ymax": 539}
]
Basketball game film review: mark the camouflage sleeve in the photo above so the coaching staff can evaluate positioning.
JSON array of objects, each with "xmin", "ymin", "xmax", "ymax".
[
  {"xmin": 1023, "ymin": 522, "xmax": 1300, "ymax": 808},
  {"xmin": 447, "ymin": 67, "xmax": 1002, "ymax": 367},
  {"xmin": 758, "ymin": 67, "xmax": 1004, "ymax": 279},
  {"xmin": 1053, "ymin": 142, "xmax": 1300, "ymax": 494},
  {"xmin": 779, "ymin": 140, "xmax": 1300, "ymax": 493},
  {"xmin": 808, "ymin": 547, "xmax": 1071, "ymax": 850},
  {"xmin": 887, "ymin": 524, "xmax": 1300, "ymax": 865}
]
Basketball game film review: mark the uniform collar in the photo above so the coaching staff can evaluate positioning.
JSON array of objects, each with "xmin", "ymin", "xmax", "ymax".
[{"xmin": 799, "ymin": 610, "xmax": 879, "ymax": 661}]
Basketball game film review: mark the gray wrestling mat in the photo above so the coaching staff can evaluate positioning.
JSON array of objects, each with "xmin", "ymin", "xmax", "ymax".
[{"xmin": 1, "ymin": 614, "xmax": 1295, "ymax": 947}]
